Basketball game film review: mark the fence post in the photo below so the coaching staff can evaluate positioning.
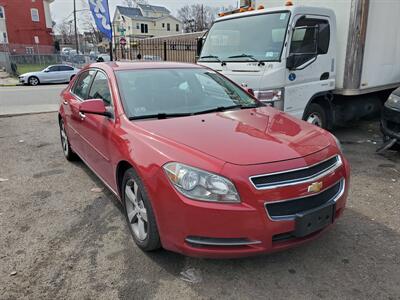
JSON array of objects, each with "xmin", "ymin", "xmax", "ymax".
[{"xmin": 163, "ymin": 41, "xmax": 167, "ymax": 61}]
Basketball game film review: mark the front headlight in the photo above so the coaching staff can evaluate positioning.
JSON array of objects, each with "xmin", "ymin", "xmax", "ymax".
[
  {"xmin": 331, "ymin": 134, "xmax": 343, "ymax": 153},
  {"xmin": 254, "ymin": 88, "xmax": 284, "ymax": 106},
  {"xmin": 163, "ymin": 162, "xmax": 240, "ymax": 203},
  {"xmin": 385, "ymin": 94, "xmax": 400, "ymax": 110}
]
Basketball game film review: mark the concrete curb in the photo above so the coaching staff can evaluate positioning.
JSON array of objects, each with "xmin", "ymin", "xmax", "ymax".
[{"xmin": 0, "ymin": 110, "xmax": 58, "ymax": 118}]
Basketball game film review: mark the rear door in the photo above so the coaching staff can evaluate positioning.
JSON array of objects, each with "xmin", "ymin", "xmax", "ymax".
[
  {"xmin": 63, "ymin": 70, "xmax": 96, "ymax": 157},
  {"xmin": 59, "ymin": 65, "xmax": 75, "ymax": 82}
]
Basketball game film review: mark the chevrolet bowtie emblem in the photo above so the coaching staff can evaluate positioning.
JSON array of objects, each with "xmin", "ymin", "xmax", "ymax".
[{"xmin": 308, "ymin": 182, "xmax": 323, "ymax": 193}]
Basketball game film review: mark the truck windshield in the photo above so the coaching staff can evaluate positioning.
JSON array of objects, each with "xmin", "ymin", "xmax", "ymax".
[{"xmin": 199, "ymin": 12, "xmax": 290, "ymax": 63}]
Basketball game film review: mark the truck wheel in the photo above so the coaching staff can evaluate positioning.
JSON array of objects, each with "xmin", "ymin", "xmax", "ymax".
[{"xmin": 304, "ymin": 103, "xmax": 327, "ymax": 128}]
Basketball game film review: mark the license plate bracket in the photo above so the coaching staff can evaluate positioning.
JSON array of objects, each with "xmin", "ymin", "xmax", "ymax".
[{"xmin": 294, "ymin": 203, "xmax": 335, "ymax": 238}]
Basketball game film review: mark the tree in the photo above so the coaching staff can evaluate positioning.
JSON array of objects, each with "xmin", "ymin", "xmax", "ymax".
[
  {"xmin": 177, "ymin": 4, "xmax": 219, "ymax": 33},
  {"xmin": 123, "ymin": 0, "xmax": 148, "ymax": 7}
]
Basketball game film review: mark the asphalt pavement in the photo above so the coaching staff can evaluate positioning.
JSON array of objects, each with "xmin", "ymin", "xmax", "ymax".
[
  {"xmin": 0, "ymin": 84, "xmax": 67, "ymax": 116},
  {"xmin": 0, "ymin": 113, "xmax": 399, "ymax": 299}
]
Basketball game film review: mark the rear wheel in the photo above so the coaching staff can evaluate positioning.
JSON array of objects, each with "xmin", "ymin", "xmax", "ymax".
[
  {"xmin": 122, "ymin": 168, "xmax": 161, "ymax": 251},
  {"xmin": 304, "ymin": 103, "xmax": 327, "ymax": 128},
  {"xmin": 28, "ymin": 76, "xmax": 39, "ymax": 86},
  {"xmin": 59, "ymin": 119, "xmax": 78, "ymax": 161}
]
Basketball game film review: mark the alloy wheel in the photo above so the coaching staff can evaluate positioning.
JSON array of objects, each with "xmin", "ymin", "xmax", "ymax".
[
  {"xmin": 60, "ymin": 121, "xmax": 69, "ymax": 156},
  {"xmin": 125, "ymin": 179, "xmax": 148, "ymax": 241},
  {"xmin": 306, "ymin": 113, "xmax": 323, "ymax": 127},
  {"xmin": 29, "ymin": 77, "xmax": 39, "ymax": 86}
]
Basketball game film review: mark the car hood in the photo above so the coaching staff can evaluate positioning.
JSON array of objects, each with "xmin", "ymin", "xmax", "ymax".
[
  {"xmin": 20, "ymin": 72, "xmax": 39, "ymax": 77},
  {"xmin": 137, "ymin": 107, "xmax": 332, "ymax": 165}
]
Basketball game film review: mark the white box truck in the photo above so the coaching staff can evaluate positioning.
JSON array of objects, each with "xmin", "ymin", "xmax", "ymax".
[{"xmin": 197, "ymin": 0, "xmax": 400, "ymax": 128}]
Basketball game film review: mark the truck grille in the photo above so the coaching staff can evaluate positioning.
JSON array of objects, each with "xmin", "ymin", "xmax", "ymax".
[
  {"xmin": 250, "ymin": 155, "xmax": 342, "ymax": 189},
  {"xmin": 265, "ymin": 179, "xmax": 344, "ymax": 220}
]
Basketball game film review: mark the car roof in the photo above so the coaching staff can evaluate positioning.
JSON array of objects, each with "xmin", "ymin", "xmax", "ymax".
[{"xmin": 90, "ymin": 61, "xmax": 203, "ymax": 72}]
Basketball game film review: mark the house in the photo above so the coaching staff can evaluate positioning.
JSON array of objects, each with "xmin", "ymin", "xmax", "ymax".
[
  {"xmin": 0, "ymin": 0, "xmax": 54, "ymax": 54},
  {"xmin": 113, "ymin": 4, "xmax": 183, "ymax": 41}
]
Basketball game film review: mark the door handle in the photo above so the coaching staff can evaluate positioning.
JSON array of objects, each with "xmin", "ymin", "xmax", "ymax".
[
  {"xmin": 79, "ymin": 112, "xmax": 86, "ymax": 120},
  {"xmin": 320, "ymin": 72, "xmax": 330, "ymax": 80}
]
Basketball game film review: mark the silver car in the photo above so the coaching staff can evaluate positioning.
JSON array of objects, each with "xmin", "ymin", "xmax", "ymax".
[{"xmin": 19, "ymin": 65, "xmax": 80, "ymax": 86}]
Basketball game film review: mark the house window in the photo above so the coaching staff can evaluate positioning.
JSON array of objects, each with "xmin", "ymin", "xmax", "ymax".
[
  {"xmin": 0, "ymin": 32, "xmax": 7, "ymax": 43},
  {"xmin": 31, "ymin": 8, "xmax": 39, "ymax": 22},
  {"xmin": 167, "ymin": 23, "xmax": 170, "ymax": 31},
  {"xmin": 176, "ymin": 24, "xmax": 179, "ymax": 32},
  {"xmin": 162, "ymin": 23, "xmax": 165, "ymax": 28},
  {"xmin": 136, "ymin": 23, "xmax": 140, "ymax": 29},
  {"xmin": 0, "ymin": 6, "xmax": 5, "ymax": 19},
  {"xmin": 140, "ymin": 23, "xmax": 148, "ymax": 34},
  {"xmin": 26, "ymin": 47, "xmax": 34, "ymax": 54}
]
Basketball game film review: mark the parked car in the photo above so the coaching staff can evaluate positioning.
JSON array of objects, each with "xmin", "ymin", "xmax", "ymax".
[
  {"xmin": 96, "ymin": 54, "xmax": 111, "ymax": 62},
  {"xmin": 61, "ymin": 47, "xmax": 73, "ymax": 55},
  {"xmin": 143, "ymin": 55, "xmax": 162, "ymax": 61},
  {"xmin": 71, "ymin": 54, "xmax": 86, "ymax": 64},
  {"xmin": 89, "ymin": 51, "xmax": 99, "ymax": 60},
  {"xmin": 380, "ymin": 88, "xmax": 400, "ymax": 150},
  {"xmin": 58, "ymin": 62, "xmax": 350, "ymax": 258},
  {"xmin": 19, "ymin": 65, "xmax": 80, "ymax": 86}
]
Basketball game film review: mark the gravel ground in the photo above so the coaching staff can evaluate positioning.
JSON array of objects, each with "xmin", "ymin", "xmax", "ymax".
[{"xmin": 0, "ymin": 113, "xmax": 399, "ymax": 300}]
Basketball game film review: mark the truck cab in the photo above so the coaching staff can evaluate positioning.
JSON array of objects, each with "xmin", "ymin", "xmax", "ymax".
[{"xmin": 198, "ymin": 4, "xmax": 337, "ymax": 128}]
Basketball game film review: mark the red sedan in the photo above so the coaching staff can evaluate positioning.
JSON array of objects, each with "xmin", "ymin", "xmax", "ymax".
[{"xmin": 58, "ymin": 62, "xmax": 350, "ymax": 258}]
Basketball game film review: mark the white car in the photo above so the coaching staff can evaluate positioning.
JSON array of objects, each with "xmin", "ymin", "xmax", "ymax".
[{"xmin": 19, "ymin": 65, "xmax": 80, "ymax": 86}]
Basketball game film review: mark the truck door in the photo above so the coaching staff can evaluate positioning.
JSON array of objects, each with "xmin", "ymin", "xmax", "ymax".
[{"xmin": 284, "ymin": 15, "xmax": 335, "ymax": 128}]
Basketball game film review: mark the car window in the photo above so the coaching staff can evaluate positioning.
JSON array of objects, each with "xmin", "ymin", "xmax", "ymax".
[
  {"xmin": 88, "ymin": 71, "xmax": 112, "ymax": 106},
  {"xmin": 48, "ymin": 66, "xmax": 59, "ymax": 72},
  {"xmin": 73, "ymin": 70, "xmax": 96, "ymax": 100},
  {"xmin": 60, "ymin": 65, "xmax": 74, "ymax": 71}
]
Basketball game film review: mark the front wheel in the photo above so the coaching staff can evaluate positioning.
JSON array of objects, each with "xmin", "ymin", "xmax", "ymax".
[
  {"xmin": 28, "ymin": 76, "xmax": 39, "ymax": 86},
  {"xmin": 383, "ymin": 135, "xmax": 400, "ymax": 151},
  {"xmin": 304, "ymin": 103, "xmax": 327, "ymax": 129},
  {"xmin": 122, "ymin": 168, "xmax": 161, "ymax": 252}
]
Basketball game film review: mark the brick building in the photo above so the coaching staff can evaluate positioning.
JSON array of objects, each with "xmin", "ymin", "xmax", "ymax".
[{"xmin": 0, "ymin": 0, "xmax": 54, "ymax": 54}]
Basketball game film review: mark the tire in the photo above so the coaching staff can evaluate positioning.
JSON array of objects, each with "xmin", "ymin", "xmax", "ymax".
[
  {"xmin": 28, "ymin": 76, "xmax": 40, "ymax": 86},
  {"xmin": 59, "ymin": 118, "xmax": 78, "ymax": 161},
  {"xmin": 304, "ymin": 103, "xmax": 327, "ymax": 129},
  {"xmin": 122, "ymin": 168, "xmax": 161, "ymax": 251}
]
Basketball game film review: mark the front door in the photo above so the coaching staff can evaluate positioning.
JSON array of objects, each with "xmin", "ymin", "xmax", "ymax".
[
  {"xmin": 78, "ymin": 70, "xmax": 115, "ymax": 186},
  {"xmin": 284, "ymin": 15, "xmax": 336, "ymax": 120}
]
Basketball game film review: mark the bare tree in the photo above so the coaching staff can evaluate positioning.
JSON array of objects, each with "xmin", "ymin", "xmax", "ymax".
[{"xmin": 177, "ymin": 4, "xmax": 219, "ymax": 32}]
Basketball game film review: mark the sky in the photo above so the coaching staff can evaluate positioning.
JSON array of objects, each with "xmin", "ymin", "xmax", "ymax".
[{"xmin": 50, "ymin": 0, "xmax": 239, "ymax": 25}]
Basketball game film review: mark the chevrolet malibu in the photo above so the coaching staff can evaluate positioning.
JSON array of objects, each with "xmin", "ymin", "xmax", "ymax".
[{"xmin": 58, "ymin": 62, "xmax": 350, "ymax": 258}]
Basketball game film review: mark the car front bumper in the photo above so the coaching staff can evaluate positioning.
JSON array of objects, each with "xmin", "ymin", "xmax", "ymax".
[
  {"xmin": 19, "ymin": 77, "xmax": 28, "ymax": 84},
  {"xmin": 147, "ymin": 149, "xmax": 350, "ymax": 258},
  {"xmin": 381, "ymin": 104, "xmax": 400, "ymax": 140}
]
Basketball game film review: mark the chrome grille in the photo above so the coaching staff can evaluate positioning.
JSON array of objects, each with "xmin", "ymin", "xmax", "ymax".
[{"xmin": 250, "ymin": 155, "xmax": 342, "ymax": 190}]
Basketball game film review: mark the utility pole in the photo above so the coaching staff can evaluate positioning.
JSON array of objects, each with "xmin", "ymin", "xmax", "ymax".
[
  {"xmin": 73, "ymin": 0, "xmax": 79, "ymax": 53},
  {"xmin": 201, "ymin": 4, "xmax": 204, "ymax": 31}
]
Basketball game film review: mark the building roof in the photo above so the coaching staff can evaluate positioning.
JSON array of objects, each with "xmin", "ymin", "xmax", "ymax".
[
  {"xmin": 137, "ymin": 3, "xmax": 170, "ymax": 14},
  {"xmin": 116, "ymin": 6, "xmax": 143, "ymax": 18}
]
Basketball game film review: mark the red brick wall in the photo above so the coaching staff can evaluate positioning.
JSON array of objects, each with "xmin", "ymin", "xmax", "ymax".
[{"xmin": 0, "ymin": 0, "xmax": 53, "ymax": 49}]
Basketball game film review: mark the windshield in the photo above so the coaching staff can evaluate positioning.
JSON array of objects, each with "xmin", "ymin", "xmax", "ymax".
[
  {"xmin": 116, "ymin": 68, "xmax": 259, "ymax": 119},
  {"xmin": 200, "ymin": 12, "xmax": 290, "ymax": 62}
]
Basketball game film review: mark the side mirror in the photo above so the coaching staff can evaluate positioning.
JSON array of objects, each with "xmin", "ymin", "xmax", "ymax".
[
  {"xmin": 243, "ymin": 87, "xmax": 255, "ymax": 96},
  {"xmin": 44, "ymin": 69, "xmax": 50, "ymax": 73},
  {"xmin": 79, "ymin": 99, "xmax": 112, "ymax": 118}
]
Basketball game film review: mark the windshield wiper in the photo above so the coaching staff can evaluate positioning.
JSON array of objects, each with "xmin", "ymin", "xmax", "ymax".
[
  {"xmin": 228, "ymin": 54, "xmax": 265, "ymax": 66},
  {"xmin": 193, "ymin": 105, "xmax": 243, "ymax": 115},
  {"xmin": 199, "ymin": 55, "xmax": 226, "ymax": 66},
  {"xmin": 129, "ymin": 112, "xmax": 191, "ymax": 120}
]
